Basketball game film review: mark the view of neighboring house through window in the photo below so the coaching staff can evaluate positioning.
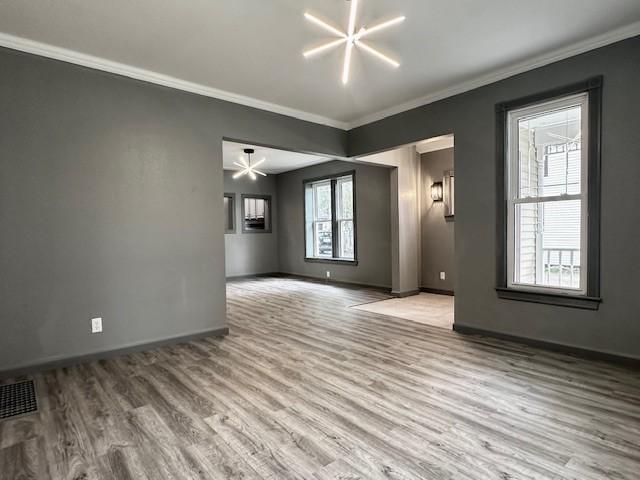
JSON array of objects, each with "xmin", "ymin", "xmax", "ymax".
[
  {"xmin": 305, "ymin": 172, "xmax": 355, "ymax": 262},
  {"xmin": 242, "ymin": 195, "xmax": 271, "ymax": 233},
  {"xmin": 507, "ymin": 93, "xmax": 587, "ymax": 293}
]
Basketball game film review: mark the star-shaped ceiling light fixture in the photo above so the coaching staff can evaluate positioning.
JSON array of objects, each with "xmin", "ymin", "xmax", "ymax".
[
  {"xmin": 303, "ymin": 0, "xmax": 405, "ymax": 85},
  {"xmin": 233, "ymin": 149, "xmax": 267, "ymax": 180}
]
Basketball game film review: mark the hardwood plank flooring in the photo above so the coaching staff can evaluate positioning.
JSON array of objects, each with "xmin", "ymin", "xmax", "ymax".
[{"xmin": 1, "ymin": 276, "xmax": 639, "ymax": 479}]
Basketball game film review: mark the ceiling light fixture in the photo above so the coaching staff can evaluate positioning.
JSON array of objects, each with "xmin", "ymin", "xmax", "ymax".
[
  {"xmin": 303, "ymin": 0, "xmax": 405, "ymax": 85},
  {"xmin": 233, "ymin": 148, "xmax": 267, "ymax": 180}
]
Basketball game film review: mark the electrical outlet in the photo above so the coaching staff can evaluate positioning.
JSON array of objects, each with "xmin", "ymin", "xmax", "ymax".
[
  {"xmin": 91, "ymin": 317, "xmax": 103, "ymax": 333},
  {"xmin": 440, "ymin": 271, "xmax": 446, "ymax": 280},
  {"xmin": 326, "ymin": 271, "xmax": 331, "ymax": 279}
]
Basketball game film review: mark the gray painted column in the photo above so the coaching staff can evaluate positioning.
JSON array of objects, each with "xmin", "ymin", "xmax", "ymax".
[{"xmin": 358, "ymin": 146, "xmax": 420, "ymax": 296}]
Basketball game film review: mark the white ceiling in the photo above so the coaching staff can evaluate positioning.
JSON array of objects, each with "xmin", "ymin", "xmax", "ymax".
[
  {"xmin": 223, "ymin": 141, "xmax": 331, "ymax": 175},
  {"xmin": 1, "ymin": 1, "xmax": 639, "ymax": 129}
]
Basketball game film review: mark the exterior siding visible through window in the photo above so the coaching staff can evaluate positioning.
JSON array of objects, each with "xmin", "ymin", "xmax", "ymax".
[
  {"xmin": 507, "ymin": 93, "xmax": 588, "ymax": 294},
  {"xmin": 495, "ymin": 77, "xmax": 602, "ymax": 310}
]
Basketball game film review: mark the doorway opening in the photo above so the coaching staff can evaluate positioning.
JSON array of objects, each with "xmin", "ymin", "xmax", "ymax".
[{"xmin": 350, "ymin": 134, "xmax": 455, "ymax": 329}]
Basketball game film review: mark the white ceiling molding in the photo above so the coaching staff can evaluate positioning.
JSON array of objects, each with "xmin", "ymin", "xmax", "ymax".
[
  {"xmin": 1, "ymin": 19, "xmax": 639, "ymax": 132},
  {"xmin": 0, "ymin": 32, "xmax": 350, "ymax": 130},
  {"xmin": 347, "ymin": 20, "xmax": 640, "ymax": 129}
]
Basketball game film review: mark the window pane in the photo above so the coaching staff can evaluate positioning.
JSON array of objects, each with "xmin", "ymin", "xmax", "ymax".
[
  {"xmin": 338, "ymin": 179, "xmax": 353, "ymax": 219},
  {"xmin": 246, "ymin": 198, "xmax": 255, "ymax": 218},
  {"xmin": 315, "ymin": 183, "xmax": 332, "ymax": 220},
  {"xmin": 244, "ymin": 197, "xmax": 269, "ymax": 231},
  {"xmin": 339, "ymin": 220, "xmax": 354, "ymax": 259},
  {"xmin": 315, "ymin": 221, "xmax": 333, "ymax": 257},
  {"xmin": 517, "ymin": 105, "xmax": 582, "ymax": 198},
  {"xmin": 255, "ymin": 198, "xmax": 265, "ymax": 218},
  {"xmin": 514, "ymin": 200, "xmax": 581, "ymax": 290}
]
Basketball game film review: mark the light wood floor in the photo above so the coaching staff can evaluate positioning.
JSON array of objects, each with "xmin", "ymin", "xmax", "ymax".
[
  {"xmin": 351, "ymin": 292, "xmax": 454, "ymax": 329},
  {"xmin": 1, "ymin": 276, "xmax": 640, "ymax": 479}
]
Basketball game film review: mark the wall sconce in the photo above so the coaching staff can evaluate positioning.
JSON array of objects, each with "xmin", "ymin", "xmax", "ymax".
[{"xmin": 431, "ymin": 182, "xmax": 443, "ymax": 201}]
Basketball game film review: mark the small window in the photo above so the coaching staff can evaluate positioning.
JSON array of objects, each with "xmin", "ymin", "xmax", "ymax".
[
  {"xmin": 304, "ymin": 172, "xmax": 356, "ymax": 263},
  {"xmin": 241, "ymin": 195, "xmax": 272, "ymax": 233},
  {"xmin": 496, "ymin": 77, "xmax": 602, "ymax": 309},
  {"xmin": 224, "ymin": 193, "xmax": 235, "ymax": 234}
]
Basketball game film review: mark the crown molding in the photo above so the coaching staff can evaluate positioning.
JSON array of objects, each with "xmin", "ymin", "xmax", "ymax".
[
  {"xmin": 2, "ymin": 21, "xmax": 639, "ymax": 133},
  {"xmin": 347, "ymin": 21, "xmax": 640, "ymax": 129},
  {"xmin": 0, "ymin": 32, "xmax": 350, "ymax": 130}
]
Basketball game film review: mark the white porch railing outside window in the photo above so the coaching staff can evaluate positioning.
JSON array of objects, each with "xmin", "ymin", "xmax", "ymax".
[{"xmin": 542, "ymin": 248, "xmax": 580, "ymax": 289}]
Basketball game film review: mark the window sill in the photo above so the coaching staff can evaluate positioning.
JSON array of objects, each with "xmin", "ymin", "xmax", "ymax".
[
  {"xmin": 304, "ymin": 257, "xmax": 358, "ymax": 266},
  {"xmin": 496, "ymin": 287, "xmax": 601, "ymax": 310}
]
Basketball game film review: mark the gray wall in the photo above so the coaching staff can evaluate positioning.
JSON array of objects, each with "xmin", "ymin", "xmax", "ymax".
[
  {"xmin": 0, "ymin": 47, "xmax": 346, "ymax": 371},
  {"xmin": 4, "ymin": 34, "xmax": 639, "ymax": 368},
  {"xmin": 349, "ymin": 36, "xmax": 640, "ymax": 359},
  {"xmin": 420, "ymin": 148, "xmax": 455, "ymax": 292},
  {"xmin": 277, "ymin": 160, "xmax": 392, "ymax": 288},
  {"xmin": 224, "ymin": 170, "xmax": 278, "ymax": 277}
]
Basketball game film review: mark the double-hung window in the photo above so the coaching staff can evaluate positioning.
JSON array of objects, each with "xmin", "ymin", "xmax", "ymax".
[
  {"xmin": 304, "ymin": 172, "xmax": 356, "ymax": 263},
  {"xmin": 496, "ymin": 78, "xmax": 602, "ymax": 309}
]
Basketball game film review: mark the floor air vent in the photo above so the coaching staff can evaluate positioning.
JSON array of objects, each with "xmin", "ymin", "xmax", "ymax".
[{"xmin": 0, "ymin": 380, "xmax": 38, "ymax": 420}]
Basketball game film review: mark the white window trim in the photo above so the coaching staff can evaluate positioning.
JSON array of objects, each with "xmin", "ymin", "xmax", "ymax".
[{"xmin": 506, "ymin": 93, "xmax": 589, "ymax": 296}]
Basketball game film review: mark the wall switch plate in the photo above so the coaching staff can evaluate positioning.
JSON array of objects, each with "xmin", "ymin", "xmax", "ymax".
[
  {"xmin": 91, "ymin": 317, "xmax": 103, "ymax": 333},
  {"xmin": 440, "ymin": 272, "xmax": 446, "ymax": 280},
  {"xmin": 326, "ymin": 271, "xmax": 331, "ymax": 279}
]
